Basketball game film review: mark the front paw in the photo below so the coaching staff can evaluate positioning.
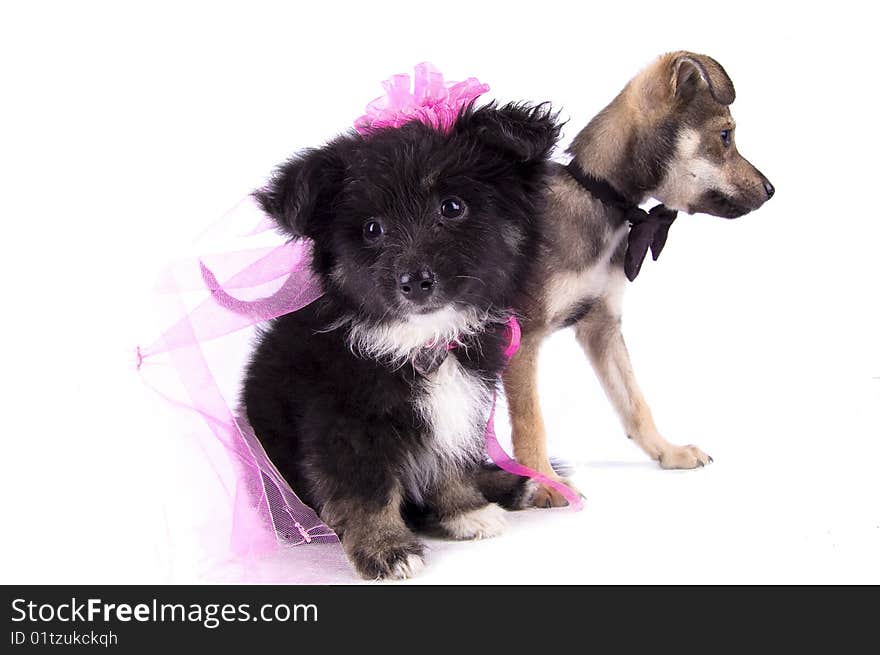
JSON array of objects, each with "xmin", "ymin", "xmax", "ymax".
[
  {"xmin": 657, "ymin": 444, "xmax": 713, "ymax": 469},
  {"xmin": 346, "ymin": 539, "xmax": 426, "ymax": 581},
  {"xmin": 440, "ymin": 503, "xmax": 507, "ymax": 540},
  {"xmin": 530, "ymin": 476, "xmax": 581, "ymax": 509}
]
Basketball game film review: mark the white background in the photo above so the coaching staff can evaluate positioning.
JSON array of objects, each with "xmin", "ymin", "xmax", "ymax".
[{"xmin": 2, "ymin": 1, "xmax": 878, "ymax": 584}]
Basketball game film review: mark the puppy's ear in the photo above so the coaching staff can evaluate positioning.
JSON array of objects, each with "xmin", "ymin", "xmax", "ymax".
[
  {"xmin": 673, "ymin": 53, "xmax": 736, "ymax": 105},
  {"xmin": 253, "ymin": 143, "xmax": 345, "ymax": 238},
  {"xmin": 460, "ymin": 102, "xmax": 561, "ymax": 162}
]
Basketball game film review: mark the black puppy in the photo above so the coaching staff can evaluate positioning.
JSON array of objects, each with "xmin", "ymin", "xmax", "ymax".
[{"xmin": 243, "ymin": 103, "xmax": 559, "ymax": 580}]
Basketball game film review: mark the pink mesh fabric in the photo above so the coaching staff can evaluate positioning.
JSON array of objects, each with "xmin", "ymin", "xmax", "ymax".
[
  {"xmin": 138, "ymin": 198, "xmax": 339, "ymax": 562},
  {"xmin": 354, "ymin": 62, "xmax": 490, "ymax": 135}
]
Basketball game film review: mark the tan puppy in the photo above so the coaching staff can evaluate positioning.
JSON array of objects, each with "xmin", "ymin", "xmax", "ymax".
[{"xmin": 505, "ymin": 52, "xmax": 774, "ymax": 507}]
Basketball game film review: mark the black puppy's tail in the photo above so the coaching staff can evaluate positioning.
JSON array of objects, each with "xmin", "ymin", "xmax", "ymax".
[{"xmin": 474, "ymin": 463, "xmax": 536, "ymax": 510}]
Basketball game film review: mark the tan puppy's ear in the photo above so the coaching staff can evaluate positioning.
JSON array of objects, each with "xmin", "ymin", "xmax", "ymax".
[{"xmin": 673, "ymin": 53, "xmax": 736, "ymax": 105}]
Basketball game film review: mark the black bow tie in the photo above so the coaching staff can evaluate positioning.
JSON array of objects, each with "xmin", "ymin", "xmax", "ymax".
[
  {"xmin": 622, "ymin": 203, "xmax": 678, "ymax": 281},
  {"xmin": 565, "ymin": 161, "xmax": 678, "ymax": 281}
]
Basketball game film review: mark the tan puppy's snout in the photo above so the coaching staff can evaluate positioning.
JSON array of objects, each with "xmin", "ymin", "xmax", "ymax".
[
  {"xmin": 740, "ymin": 159, "xmax": 775, "ymax": 208},
  {"xmin": 714, "ymin": 154, "xmax": 774, "ymax": 216}
]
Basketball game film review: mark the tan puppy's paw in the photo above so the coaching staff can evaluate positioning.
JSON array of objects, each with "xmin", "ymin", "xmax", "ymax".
[
  {"xmin": 657, "ymin": 444, "xmax": 713, "ymax": 469},
  {"xmin": 529, "ymin": 476, "xmax": 581, "ymax": 509}
]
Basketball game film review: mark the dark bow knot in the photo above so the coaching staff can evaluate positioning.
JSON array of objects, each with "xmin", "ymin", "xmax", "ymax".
[
  {"xmin": 623, "ymin": 204, "xmax": 678, "ymax": 282},
  {"xmin": 565, "ymin": 161, "xmax": 678, "ymax": 281}
]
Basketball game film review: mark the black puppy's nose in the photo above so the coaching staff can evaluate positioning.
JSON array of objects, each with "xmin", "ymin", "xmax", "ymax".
[
  {"xmin": 399, "ymin": 269, "xmax": 435, "ymax": 301},
  {"xmin": 763, "ymin": 179, "xmax": 775, "ymax": 199}
]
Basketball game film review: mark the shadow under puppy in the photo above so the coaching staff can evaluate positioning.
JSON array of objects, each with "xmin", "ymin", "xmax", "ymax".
[{"xmin": 243, "ymin": 103, "xmax": 560, "ymax": 580}]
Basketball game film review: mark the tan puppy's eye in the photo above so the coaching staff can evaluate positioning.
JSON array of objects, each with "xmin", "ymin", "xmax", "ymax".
[{"xmin": 721, "ymin": 129, "xmax": 732, "ymax": 147}]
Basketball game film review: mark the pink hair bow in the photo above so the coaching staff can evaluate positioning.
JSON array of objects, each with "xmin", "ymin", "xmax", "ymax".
[{"xmin": 354, "ymin": 62, "xmax": 490, "ymax": 135}]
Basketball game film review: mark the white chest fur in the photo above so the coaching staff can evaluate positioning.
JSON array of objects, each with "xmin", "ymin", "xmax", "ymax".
[
  {"xmin": 400, "ymin": 354, "xmax": 490, "ymax": 502},
  {"xmin": 545, "ymin": 224, "xmax": 629, "ymax": 323},
  {"xmin": 416, "ymin": 354, "xmax": 489, "ymax": 462}
]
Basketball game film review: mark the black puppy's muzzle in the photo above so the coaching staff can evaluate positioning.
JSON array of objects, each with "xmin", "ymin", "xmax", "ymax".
[{"xmin": 398, "ymin": 268, "xmax": 436, "ymax": 304}]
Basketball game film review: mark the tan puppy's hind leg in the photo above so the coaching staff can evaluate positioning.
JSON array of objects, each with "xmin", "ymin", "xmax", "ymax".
[
  {"xmin": 503, "ymin": 333, "xmax": 576, "ymax": 507},
  {"xmin": 574, "ymin": 304, "xmax": 711, "ymax": 469}
]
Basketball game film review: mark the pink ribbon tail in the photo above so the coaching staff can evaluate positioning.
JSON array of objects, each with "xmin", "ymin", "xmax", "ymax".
[
  {"xmin": 485, "ymin": 316, "xmax": 584, "ymax": 510},
  {"xmin": 484, "ymin": 393, "xmax": 584, "ymax": 510}
]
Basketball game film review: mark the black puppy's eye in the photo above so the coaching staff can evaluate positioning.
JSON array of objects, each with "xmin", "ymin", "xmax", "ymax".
[
  {"xmin": 363, "ymin": 220, "xmax": 384, "ymax": 240},
  {"xmin": 440, "ymin": 197, "xmax": 466, "ymax": 219},
  {"xmin": 721, "ymin": 129, "xmax": 732, "ymax": 147}
]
